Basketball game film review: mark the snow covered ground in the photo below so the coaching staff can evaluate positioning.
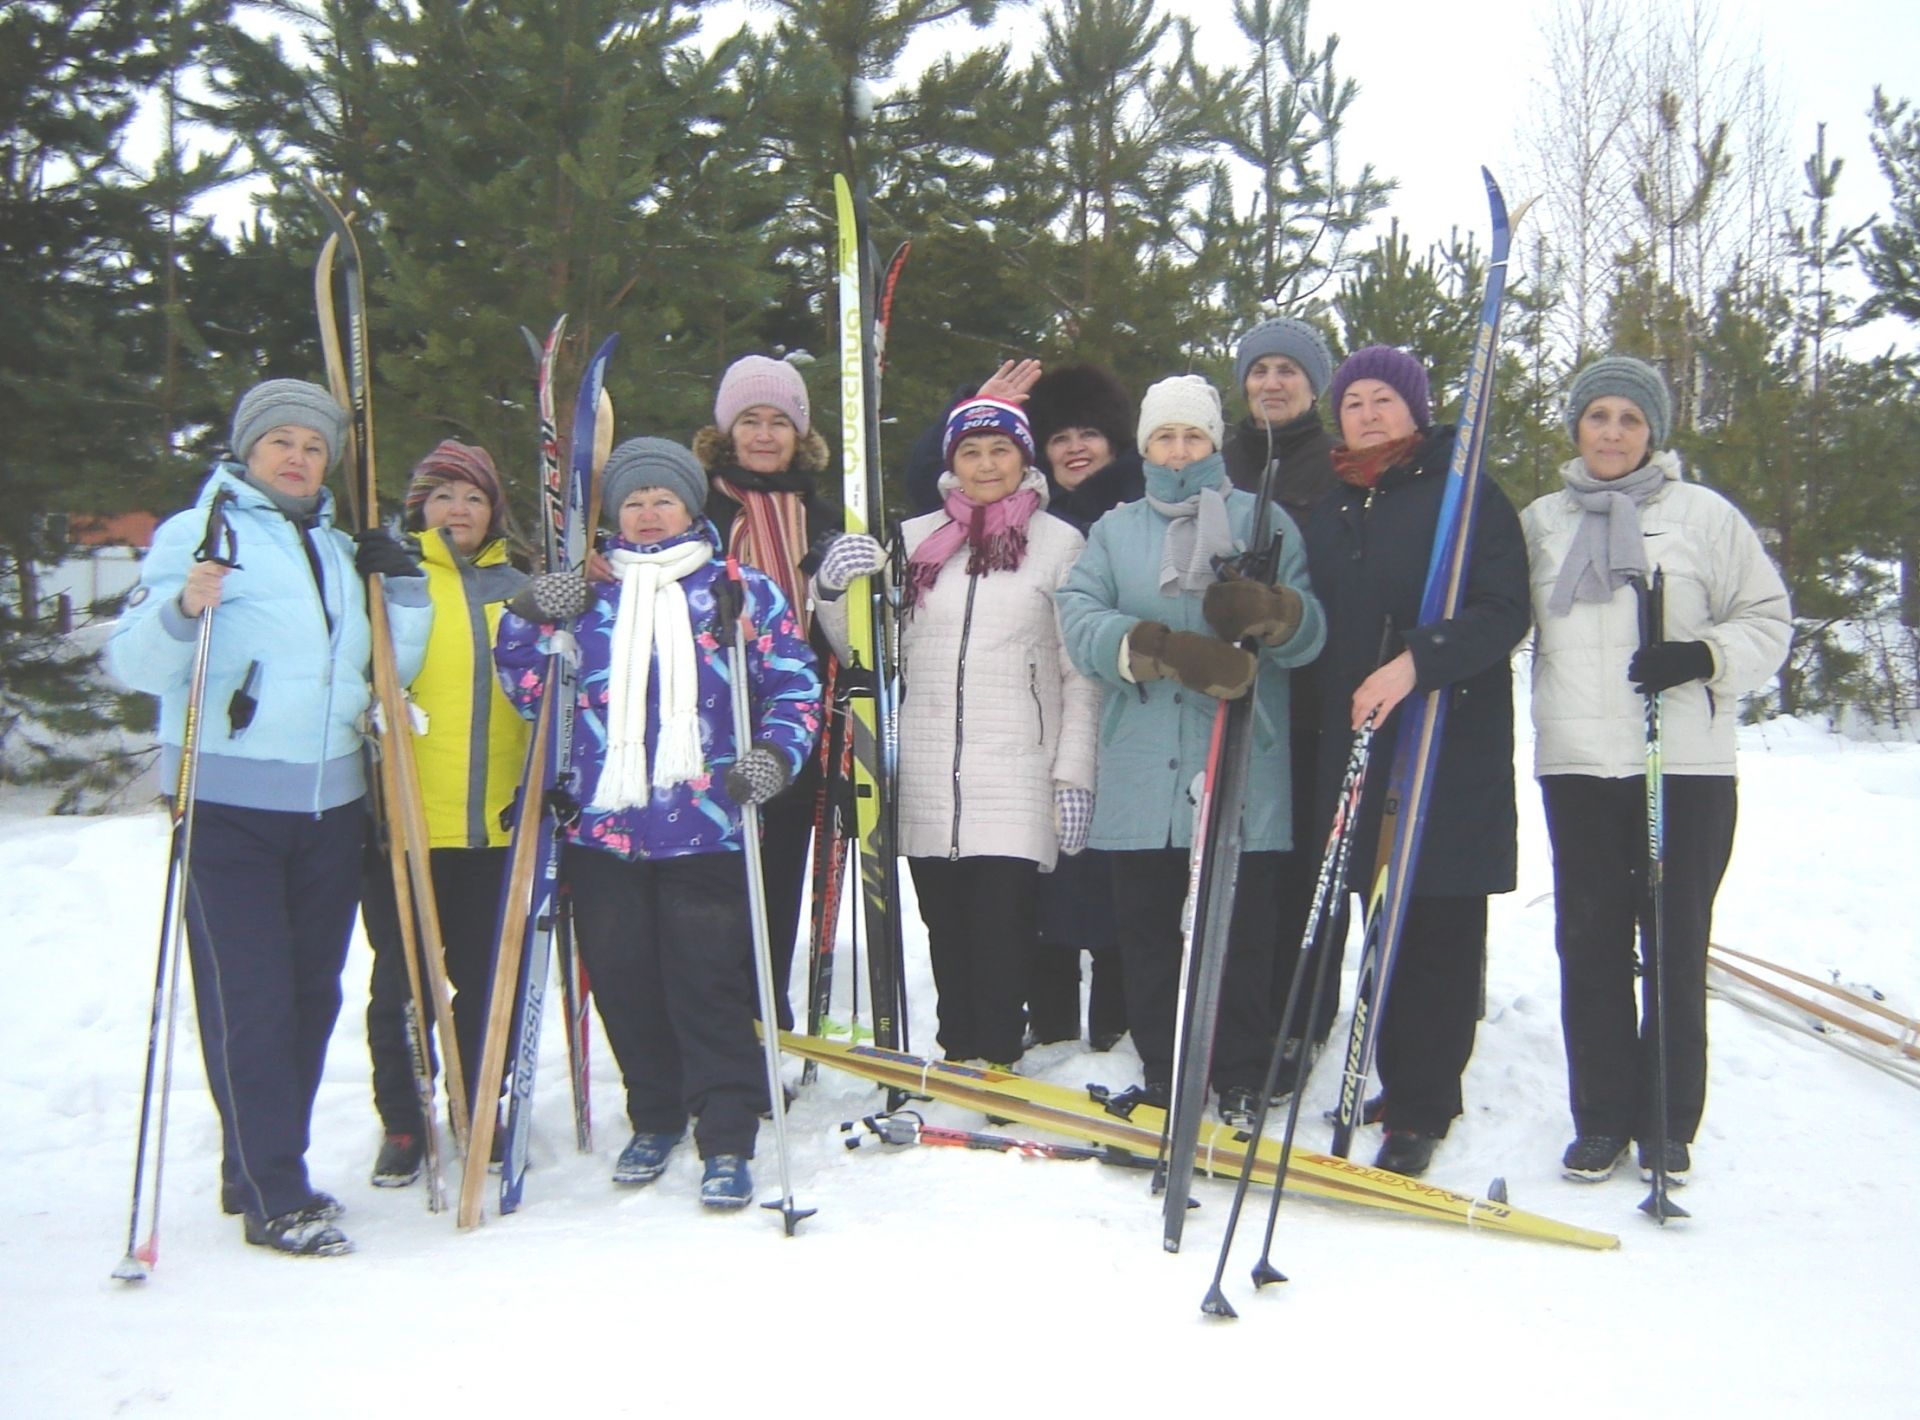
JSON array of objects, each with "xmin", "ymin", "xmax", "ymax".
[{"xmin": 2, "ymin": 711, "xmax": 1915, "ymax": 1417}]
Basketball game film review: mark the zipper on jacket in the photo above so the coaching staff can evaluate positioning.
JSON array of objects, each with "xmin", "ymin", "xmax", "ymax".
[
  {"xmin": 1027, "ymin": 657, "xmax": 1045, "ymax": 744},
  {"xmin": 948, "ymin": 572, "xmax": 981, "ymax": 859}
]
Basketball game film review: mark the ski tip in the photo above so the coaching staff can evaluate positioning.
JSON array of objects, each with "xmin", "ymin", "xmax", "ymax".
[
  {"xmin": 1638, "ymin": 1188, "xmax": 1691, "ymax": 1223},
  {"xmin": 1200, "ymin": 1287, "xmax": 1239, "ymax": 1320},
  {"xmin": 111, "ymin": 1254, "xmax": 151, "ymax": 1284},
  {"xmin": 1250, "ymin": 1259, "xmax": 1288, "ymax": 1290}
]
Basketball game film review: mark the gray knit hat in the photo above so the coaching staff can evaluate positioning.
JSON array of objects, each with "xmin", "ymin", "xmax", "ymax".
[
  {"xmin": 1234, "ymin": 315, "xmax": 1334, "ymax": 397},
  {"xmin": 1137, "ymin": 374, "xmax": 1225, "ymax": 451},
  {"xmin": 1565, "ymin": 355, "xmax": 1672, "ymax": 449},
  {"xmin": 601, "ymin": 437, "xmax": 709, "ymax": 526},
  {"xmin": 230, "ymin": 379, "xmax": 349, "ymax": 470}
]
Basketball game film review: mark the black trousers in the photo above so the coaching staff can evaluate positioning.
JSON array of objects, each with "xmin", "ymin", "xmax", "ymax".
[
  {"xmin": 1111, "ymin": 849, "xmax": 1279, "ymax": 1091},
  {"xmin": 565, "ymin": 846, "xmax": 762, "ymax": 1159},
  {"xmin": 1365, "ymin": 893, "xmax": 1488, "ymax": 1138},
  {"xmin": 1028, "ymin": 849, "xmax": 1126, "ymax": 1045},
  {"xmin": 1543, "ymin": 774, "xmax": 1735, "ymax": 1144},
  {"xmin": 362, "ymin": 842, "xmax": 509, "ymax": 1134},
  {"xmin": 183, "ymin": 800, "xmax": 364, "ymax": 1220},
  {"xmin": 907, "ymin": 855, "xmax": 1038, "ymax": 1065},
  {"xmin": 754, "ymin": 772, "xmax": 816, "ymax": 1031}
]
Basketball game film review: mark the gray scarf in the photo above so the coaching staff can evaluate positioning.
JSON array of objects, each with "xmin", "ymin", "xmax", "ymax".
[
  {"xmin": 1144, "ymin": 453, "xmax": 1239, "ymax": 595},
  {"xmin": 1546, "ymin": 451, "xmax": 1672, "ymax": 617}
]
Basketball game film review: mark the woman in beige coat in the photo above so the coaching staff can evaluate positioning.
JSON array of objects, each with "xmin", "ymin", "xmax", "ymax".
[
  {"xmin": 813, "ymin": 397, "xmax": 1098, "ymax": 1066},
  {"xmin": 1523, "ymin": 355, "xmax": 1790, "ymax": 1186}
]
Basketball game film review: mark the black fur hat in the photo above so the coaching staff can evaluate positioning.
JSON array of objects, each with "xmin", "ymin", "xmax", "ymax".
[{"xmin": 1024, "ymin": 364, "xmax": 1135, "ymax": 453}]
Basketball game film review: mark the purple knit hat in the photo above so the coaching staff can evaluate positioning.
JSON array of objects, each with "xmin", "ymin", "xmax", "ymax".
[
  {"xmin": 942, "ymin": 397, "xmax": 1037, "ymax": 468},
  {"xmin": 715, "ymin": 355, "xmax": 811, "ymax": 437},
  {"xmin": 404, "ymin": 440, "xmax": 507, "ymax": 538},
  {"xmin": 1330, "ymin": 346, "xmax": 1432, "ymax": 430}
]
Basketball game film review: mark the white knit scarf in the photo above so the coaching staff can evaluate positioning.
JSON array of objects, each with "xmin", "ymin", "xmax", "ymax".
[{"xmin": 590, "ymin": 540, "xmax": 713, "ymax": 810}]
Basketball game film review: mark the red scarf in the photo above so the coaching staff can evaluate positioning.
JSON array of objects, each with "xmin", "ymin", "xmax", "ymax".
[{"xmin": 1331, "ymin": 432, "xmax": 1424, "ymax": 490}]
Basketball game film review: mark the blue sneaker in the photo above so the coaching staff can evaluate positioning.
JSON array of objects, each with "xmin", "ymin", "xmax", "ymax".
[
  {"xmin": 612, "ymin": 1130, "xmax": 683, "ymax": 1186},
  {"xmin": 699, "ymin": 1154, "xmax": 754, "ymax": 1210}
]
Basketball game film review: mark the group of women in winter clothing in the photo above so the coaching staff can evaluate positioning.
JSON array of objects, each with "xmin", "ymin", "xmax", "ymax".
[{"xmin": 113, "ymin": 318, "xmax": 1787, "ymax": 1256}]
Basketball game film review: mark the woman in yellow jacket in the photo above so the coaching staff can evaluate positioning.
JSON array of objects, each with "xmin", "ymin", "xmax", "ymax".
[{"xmin": 361, "ymin": 441, "xmax": 531, "ymax": 1185}]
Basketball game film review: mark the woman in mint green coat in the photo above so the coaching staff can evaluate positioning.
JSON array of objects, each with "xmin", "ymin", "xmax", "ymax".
[{"xmin": 1056, "ymin": 375, "xmax": 1323, "ymax": 1124}]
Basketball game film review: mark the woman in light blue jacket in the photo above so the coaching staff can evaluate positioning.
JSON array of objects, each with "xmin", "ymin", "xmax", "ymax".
[
  {"xmin": 109, "ymin": 379, "xmax": 431, "ymax": 1257},
  {"xmin": 1057, "ymin": 375, "xmax": 1324, "ymax": 1124}
]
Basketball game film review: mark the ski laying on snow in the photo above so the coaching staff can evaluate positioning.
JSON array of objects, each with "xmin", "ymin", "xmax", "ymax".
[
  {"xmin": 843, "ymin": 1110, "xmax": 1156, "ymax": 1171},
  {"xmin": 778, "ymin": 1031, "xmax": 1618, "ymax": 1250}
]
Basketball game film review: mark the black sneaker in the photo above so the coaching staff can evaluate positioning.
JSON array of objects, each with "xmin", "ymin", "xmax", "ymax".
[
  {"xmin": 1561, "ymin": 1134, "xmax": 1630, "ymax": 1182},
  {"xmin": 1216, "ymin": 1086, "xmax": 1260, "ymax": 1130},
  {"xmin": 1636, "ymin": 1139, "xmax": 1691, "ymax": 1184},
  {"xmin": 1374, "ymin": 1130, "xmax": 1438, "ymax": 1178},
  {"xmin": 1089, "ymin": 1030, "xmax": 1124, "ymax": 1053},
  {"xmin": 372, "ymin": 1132, "xmax": 425, "ymax": 1188},
  {"xmin": 244, "ymin": 1203, "xmax": 353, "ymax": 1257}
]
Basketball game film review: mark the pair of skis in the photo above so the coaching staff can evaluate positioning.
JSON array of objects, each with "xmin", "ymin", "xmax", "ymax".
[
  {"xmin": 820, "ymin": 173, "xmax": 909, "ymax": 1054},
  {"xmin": 1325, "ymin": 169, "xmax": 1525, "ymax": 1161},
  {"xmin": 307, "ymin": 182, "xmax": 470, "ymax": 1213},
  {"xmin": 460, "ymin": 328, "xmax": 617, "ymax": 1228}
]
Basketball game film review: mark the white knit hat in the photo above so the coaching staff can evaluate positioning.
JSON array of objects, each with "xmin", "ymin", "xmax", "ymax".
[{"xmin": 1137, "ymin": 375, "xmax": 1224, "ymax": 450}]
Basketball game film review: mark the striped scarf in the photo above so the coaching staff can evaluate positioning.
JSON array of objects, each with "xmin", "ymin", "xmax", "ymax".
[{"xmin": 712, "ymin": 475, "xmax": 810, "ymax": 635}]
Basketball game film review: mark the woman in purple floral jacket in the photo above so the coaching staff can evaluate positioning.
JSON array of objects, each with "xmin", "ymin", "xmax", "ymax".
[{"xmin": 494, "ymin": 438, "xmax": 820, "ymax": 1210}]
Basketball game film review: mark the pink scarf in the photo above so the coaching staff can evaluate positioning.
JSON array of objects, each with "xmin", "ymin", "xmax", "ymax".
[{"xmin": 903, "ymin": 481, "xmax": 1043, "ymax": 612}]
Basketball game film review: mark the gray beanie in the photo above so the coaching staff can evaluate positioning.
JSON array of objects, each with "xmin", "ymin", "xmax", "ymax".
[
  {"xmin": 230, "ymin": 379, "xmax": 349, "ymax": 470},
  {"xmin": 1137, "ymin": 375, "xmax": 1225, "ymax": 451},
  {"xmin": 601, "ymin": 437, "xmax": 709, "ymax": 527},
  {"xmin": 1565, "ymin": 355, "xmax": 1671, "ymax": 449},
  {"xmin": 1234, "ymin": 315, "xmax": 1334, "ymax": 398}
]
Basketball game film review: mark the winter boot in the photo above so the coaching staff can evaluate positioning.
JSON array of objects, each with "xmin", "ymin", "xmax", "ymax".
[
  {"xmin": 224, "ymin": 1186, "xmax": 343, "ymax": 1219},
  {"xmin": 699, "ymin": 1154, "xmax": 754, "ymax": 1210},
  {"xmin": 1561, "ymin": 1134, "xmax": 1630, "ymax": 1182},
  {"xmin": 1374, "ymin": 1130, "xmax": 1438, "ymax": 1178},
  {"xmin": 244, "ymin": 1202, "xmax": 353, "ymax": 1258},
  {"xmin": 612, "ymin": 1130, "xmax": 684, "ymax": 1186},
  {"xmin": 1636, "ymin": 1139, "xmax": 1691, "ymax": 1184},
  {"xmin": 1216, "ymin": 1086, "xmax": 1260, "ymax": 1130},
  {"xmin": 372, "ymin": 1132, "xmax": 425, "ymax": 1188}
]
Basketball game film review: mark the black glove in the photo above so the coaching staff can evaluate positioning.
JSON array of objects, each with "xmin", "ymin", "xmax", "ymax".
[
  {"xmin": 353, "ymin": 528, "xmax": 423, "ymax": 580},
  {"xmin": 725, "ymin": 744, "xmax": 792, "ymax": 807},
  {"xmin": 1202, "ymin": 571, "xmax": 1305, "ymax": 647},
  {"xmin": 507, "ymin": 572, "xmax": 591, "ymax": 625},
  {"xmin": 1628, "ymin": 639, "xmax": 1714, "ymax": 695}
]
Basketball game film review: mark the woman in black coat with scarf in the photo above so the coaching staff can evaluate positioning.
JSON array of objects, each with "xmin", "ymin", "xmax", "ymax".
[{"xmin": 1303, "ymin": 346, "xmax": 1530, "ymax": 1178}]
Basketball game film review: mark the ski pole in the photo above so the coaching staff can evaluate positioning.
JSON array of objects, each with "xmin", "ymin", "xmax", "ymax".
[
  {"xmin": 113, "ymin": 489, "xmax": 239, "ymax": 1283},
  {"xmin": 1246, "ymin": 717, "xmax": 1377, "ymax": 1298},
  {"xmin": 720, "ymin": 558, "xmax": 815, "ymax": 1235},
  {"xmin": 1637, "ymin": 569, "xmax": 1687, "ymax": 1223}
]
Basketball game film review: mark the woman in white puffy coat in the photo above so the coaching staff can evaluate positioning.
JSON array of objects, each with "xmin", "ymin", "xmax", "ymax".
[
  {"xmin": 813, "ymin": 397, "xmax": 1099, "ymax": 1067},
  {"xmin": 1522, "ymin": 355, "xmax": 1790, "ymax": 1186}
]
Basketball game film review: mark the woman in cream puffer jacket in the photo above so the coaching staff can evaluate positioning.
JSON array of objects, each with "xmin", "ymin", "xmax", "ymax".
[
  {"xmin": 1522, "ymin": 354, "xmax": 1789, "ymax": 1188},
  {"xmin": 814, "ymin": 397, "xmax": 1098, "ymax": 1067}
]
